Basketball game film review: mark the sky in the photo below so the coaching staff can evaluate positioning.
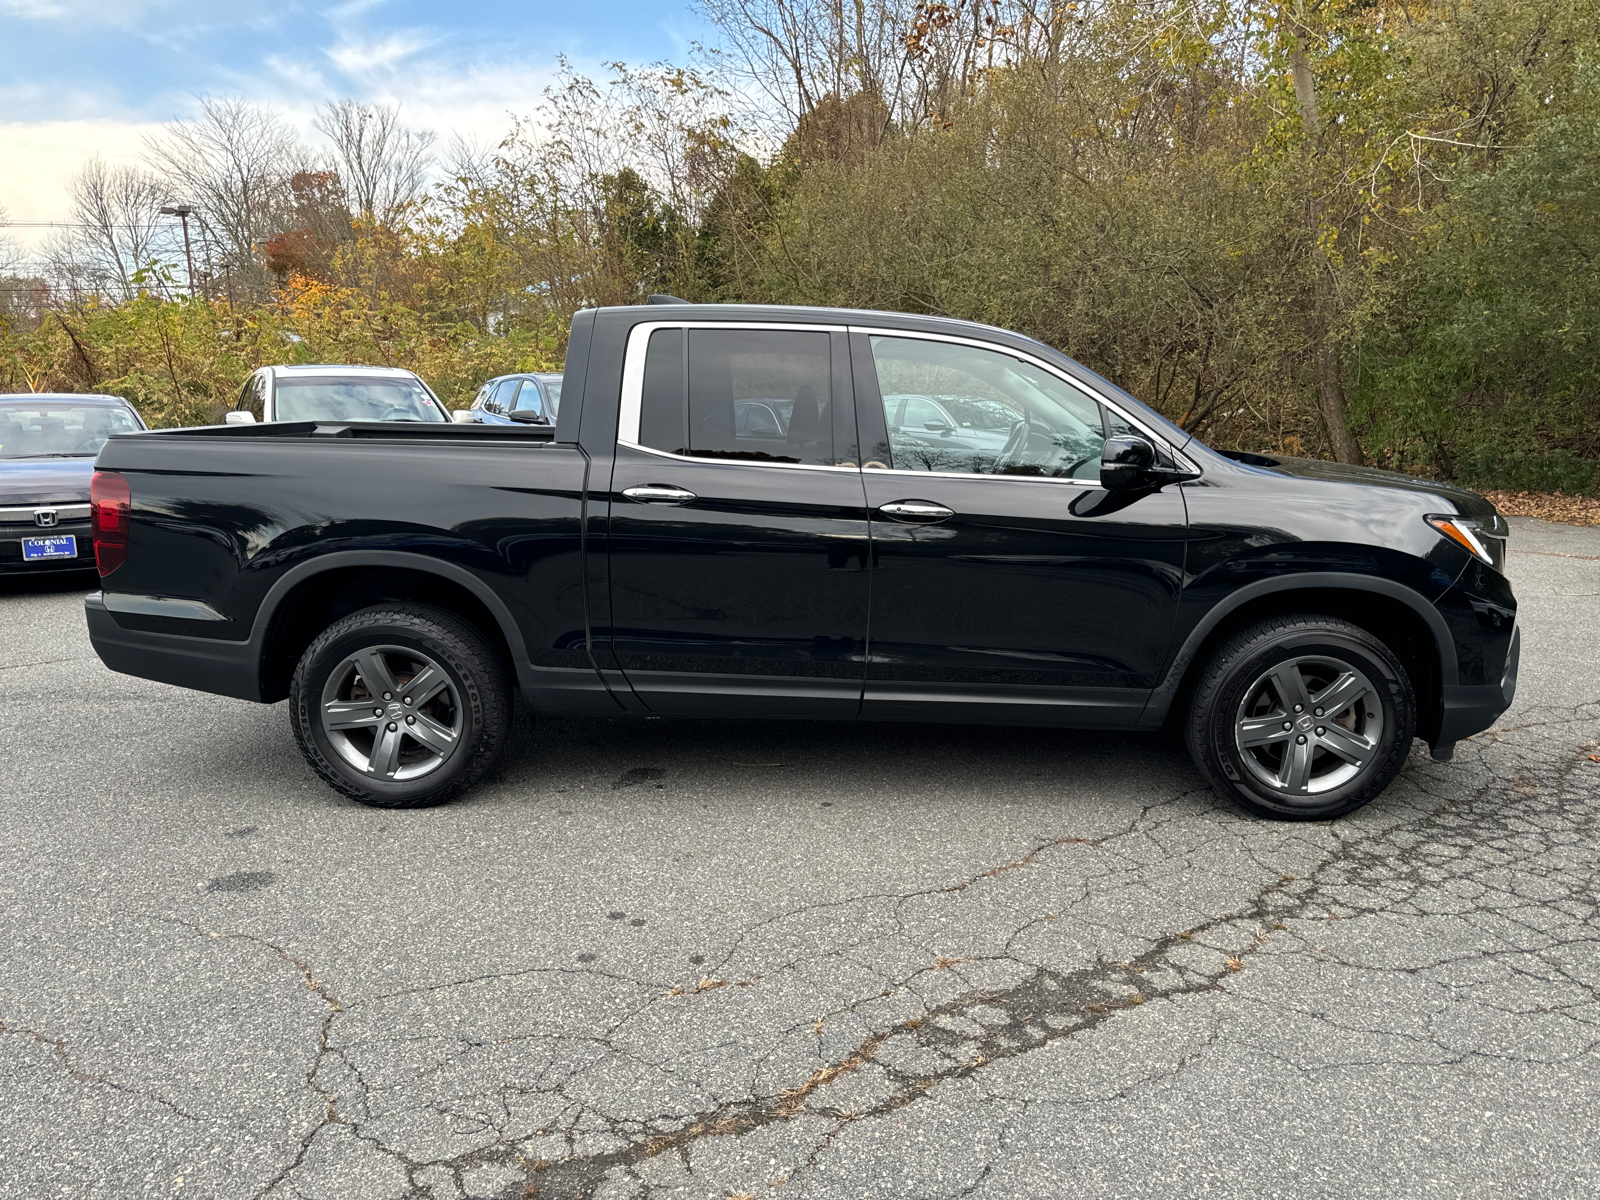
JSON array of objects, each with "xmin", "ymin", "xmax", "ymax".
[{"xmin": 0, "ymin": 0, "xmax": 711, "ymax": 254}]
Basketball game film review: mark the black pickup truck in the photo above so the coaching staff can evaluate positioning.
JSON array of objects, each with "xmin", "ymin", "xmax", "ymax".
[{"xmin": 85, "ymin": 302, "xmax": 1518, "ymax": 820}]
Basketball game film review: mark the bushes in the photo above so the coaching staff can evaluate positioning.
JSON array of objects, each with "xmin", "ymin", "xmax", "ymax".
[
  {"xmin": 0, "ymin": 287, "xmax": 560, "ymax": 428},
  {"xmin": 1456, "ymin": 447, "xmax": 1598, "ymax": 497}
]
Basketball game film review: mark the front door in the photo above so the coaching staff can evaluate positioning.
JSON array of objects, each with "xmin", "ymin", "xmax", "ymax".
[
  {"xmin": 853, "ymin": 331, "xmax": 1188, "ymax": 726},
  {"xmin": 604, "ymin": 324, "xmax": 870, "ymax": 715}
]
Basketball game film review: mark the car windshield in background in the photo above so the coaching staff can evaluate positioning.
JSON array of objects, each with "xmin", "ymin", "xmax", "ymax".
[
  {"xmin": 0, "ymin": 404, "xmax": 141, "ymax": 459},
  {"xmin": 275, "ymin": 377, "xmax": 446, "ymax": 423}
]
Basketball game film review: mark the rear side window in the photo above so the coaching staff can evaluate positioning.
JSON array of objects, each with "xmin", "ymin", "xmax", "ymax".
[
  {"xmin": 636, "ymin": 327, "xmax": 835, "ymax": 466},
  {"xmin": 486, "ymin": 380, "xmax": 517, "ymax": 415}
]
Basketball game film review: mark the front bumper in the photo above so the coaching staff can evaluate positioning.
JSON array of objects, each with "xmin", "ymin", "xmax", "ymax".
[
  {"xmin": 0, "ymin": 520, "xmax": 96, "ymax": 573},
  {"xmin": 1430, "ymin": 623, "xmax": 1520, "ymax": 760},
  {"xmin": 85, "ymin": 592, "xmax": 264, "ymax": 701}
]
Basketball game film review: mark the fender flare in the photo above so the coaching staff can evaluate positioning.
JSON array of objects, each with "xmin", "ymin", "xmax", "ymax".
[
  {"xmin": 247, "ymin": 550, "xmax": 536, "ymax": 693},
  {"xmin": 1138, "ymin": 571, "xmax": 1457, "ymax": 728}
]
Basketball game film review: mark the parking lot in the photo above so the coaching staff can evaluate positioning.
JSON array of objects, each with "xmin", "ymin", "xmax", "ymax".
[{"xmin": 0, "ymin": 516, "xmax": 1596, "ymax": 1199}]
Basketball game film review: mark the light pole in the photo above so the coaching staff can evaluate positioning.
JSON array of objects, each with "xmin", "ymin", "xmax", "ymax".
[{"xmin": 160, "ymin": 204, "xmax": 197, "ymax": 299}]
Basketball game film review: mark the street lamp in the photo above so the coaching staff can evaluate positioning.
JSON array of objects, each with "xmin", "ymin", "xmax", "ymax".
[{"xmin": 159, "ymin": 204, "xmax": 197, "ymax": 299}]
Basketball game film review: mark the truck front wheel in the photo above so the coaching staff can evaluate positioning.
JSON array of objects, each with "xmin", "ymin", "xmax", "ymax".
[
  {"xmin": 289, "ymin": 602, "xmax": 512, "ymax": 807},
  {"xmin": 1184, "ymin": 614, "xmax": 1416, "ymax": 820}
]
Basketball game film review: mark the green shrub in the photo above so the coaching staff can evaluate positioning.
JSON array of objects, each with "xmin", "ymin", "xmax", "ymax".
[{"xmin": 1455, "ymin": 446, "xmax": 1598, "ymax": 496}]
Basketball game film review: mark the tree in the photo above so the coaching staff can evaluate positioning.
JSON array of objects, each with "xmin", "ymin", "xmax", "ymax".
[
  {"xmin": 314, "ymin": 101, "xmax": 436, "ymax": 228},
  {"xmin": 61, "ymin": 156, "xmax": 172, "ymax": 302},
  {"xmin": 144, "ymin": 97, "xmax": 305, "ymax": 298}
]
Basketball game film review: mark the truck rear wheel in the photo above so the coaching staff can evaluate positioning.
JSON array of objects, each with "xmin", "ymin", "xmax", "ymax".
[
  {"xmin": 1184, "ymin": 614, "xmax": 1415, "ymax": 820},
  {"xmin": 289, "ymin": 602, "xmax": 511, "ymax": 807}
]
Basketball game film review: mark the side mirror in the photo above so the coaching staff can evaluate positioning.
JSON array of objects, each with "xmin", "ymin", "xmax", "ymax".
[
  {"xmin": 1100, "ymin": 435, "xmax": 1156, "ymax": 490},
  {"xmin": 923, "ymin": 421, "xmax": 954, "ymax": 434},
  {"xmin": 507, "ymin": 410, "xmax": 550, "ymax": 425},
  {"xmin": 451, "ymin": 409, "xmax": 479, "ymax": 424},
  {"xmin": 224, "ymin": 410, "xmax": 256, "ymax": 425}
]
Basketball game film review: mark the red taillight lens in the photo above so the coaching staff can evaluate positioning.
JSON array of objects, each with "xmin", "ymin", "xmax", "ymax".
[{"xmin": 90, "ymin": 470, "xmax": 131, "ymax": 577}]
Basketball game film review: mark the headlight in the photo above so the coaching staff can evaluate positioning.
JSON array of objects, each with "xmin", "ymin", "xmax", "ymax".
[{"xmin": 1426, "ymin": 513, "xmax": 1508, "ymax": 573}]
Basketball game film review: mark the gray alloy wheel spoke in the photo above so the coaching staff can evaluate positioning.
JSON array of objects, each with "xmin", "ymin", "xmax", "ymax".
[
  {"xmin": 355, "ymin": 649, "xmax": 402, "ymax": 699},
  {"xmin": 1238, "ymin": 715, "xmax": 1292, "ymax": 748},
  {"xmin": 400, "ymin": 665, "xmax": 449, "ymax": 708},
  {"xmin": 406, "ymin": 712, "xmax": 457, "ymax": 756},
  {"xmin": 1310, "ymin": 671, "xmax": 1369, "ymax": 720},
  {"xmin": 324, "ymin": 700, "xmax": 385, "ymax": 731},
  {"xmin": 368, "ymin": 723, "xmax": 405, "ymax": 778},
  {"xmin": 1317, "ymin": 722, "xmax": 1376, "ymax": 765},
  {"xmin": 1280, "ymin": 737, "xmax": 1314, "ymax": 794},
  {"xmin": 1269, "ymin": 663, "xmax": 1311, "ymax": 711}
]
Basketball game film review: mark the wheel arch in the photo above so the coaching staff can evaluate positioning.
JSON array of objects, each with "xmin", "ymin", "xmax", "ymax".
[
  {"xmin": 1143, "ymin": 573, "xmax": 1455, "ymax": 743},
  {"xmin": 251, "ymin": 552, "xmax": 530, "ymax": 703}
]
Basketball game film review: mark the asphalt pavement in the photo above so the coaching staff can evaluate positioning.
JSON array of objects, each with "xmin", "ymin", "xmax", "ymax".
[{"xmin": 1, "ymin": 515, "xmax": 1597, "ymax": 1199}]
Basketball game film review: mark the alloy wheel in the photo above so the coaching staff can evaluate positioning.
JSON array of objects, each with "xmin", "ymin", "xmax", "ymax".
[
  {"xmin": 1234, "ymin": 655, "xmax": 1383, "ymax": 798},
  {"xmin": 318, "ymin": 644, "xmax": 461, "ymax": 781}
]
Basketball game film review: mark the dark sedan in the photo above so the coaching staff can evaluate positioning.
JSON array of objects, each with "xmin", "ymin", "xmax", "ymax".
[{"xmin": 1, "ymin": 393, "xmax": 147, "ymax": 574}]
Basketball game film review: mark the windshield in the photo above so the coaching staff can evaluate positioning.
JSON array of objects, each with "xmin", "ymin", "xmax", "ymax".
[
  {"xmin": 274, "ymin": 376, "xmax": 446, "ymax": 423},
  {"xmin": 0, "ymin": 403, "xmax": 141, "ymax": 459},
  {"xmin": 537, "ymin": 376, "xmax": 562, "ymax": 414}
]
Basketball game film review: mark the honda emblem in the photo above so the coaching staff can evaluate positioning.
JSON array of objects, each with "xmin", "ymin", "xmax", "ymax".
[{"xmin": 33, "ymin": 508, "xmax": 59, "ymax": 528}]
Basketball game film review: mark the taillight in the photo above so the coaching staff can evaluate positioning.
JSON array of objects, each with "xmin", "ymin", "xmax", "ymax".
[{"xmin": 90, "ymin": 470, "xmax": 131, "ymax": 577}]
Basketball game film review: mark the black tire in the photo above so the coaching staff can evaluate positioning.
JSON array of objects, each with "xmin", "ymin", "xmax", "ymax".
[
  {"xmin": 290, "ymin": 602, "xmax": 511, "ymax": 808},
  {"xmin": 1184, "ymin": 614, "xmax": 1415, "ymax": 821}
]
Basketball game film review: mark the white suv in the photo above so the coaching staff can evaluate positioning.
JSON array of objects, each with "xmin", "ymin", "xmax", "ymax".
[{"xmin": 226, "ymin": 365, "xmax": 448, "ymax": 425}]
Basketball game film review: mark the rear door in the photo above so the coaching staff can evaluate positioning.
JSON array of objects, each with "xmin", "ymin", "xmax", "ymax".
[
  {"xmin": 853, "ymin": 330, "xmax": 1189, "ymax": 727},
  {"xmin": 603, "ymin": 321, "xmax": 870, "ymax": 715}
]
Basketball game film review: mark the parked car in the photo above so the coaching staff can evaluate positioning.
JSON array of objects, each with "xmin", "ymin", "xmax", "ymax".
[
  {"xmin": 1, "ymin": 393, "xmax": 147, "ymax": 574},
  {"xmin": 454, "ymin": 372, "xmax": 562, "ymax": 425},
  {"xmin": 84, "ymin": 302, "xmax": 1518, "ymax": 821},
  {"xmin": 225, "ymin": 365, "xmax": 448, "ymax": 424}
]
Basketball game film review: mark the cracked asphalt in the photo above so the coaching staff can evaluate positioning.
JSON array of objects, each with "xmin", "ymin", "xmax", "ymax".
[{"xmin": 2, "ymin": 515, "xmax": 1598, "ymax": 1199}]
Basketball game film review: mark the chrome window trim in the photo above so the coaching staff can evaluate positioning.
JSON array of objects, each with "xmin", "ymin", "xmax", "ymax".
[
  {"xmin": 616, "ymin": 439, "xmax": 862, "ymax": 473},
  {"xmin": 618, "ymin": 320, "xmax": 850, "ymax": 451},
  {"xmin": 616, "ymin": 317, "xmax": 1199, "ymax": 482},
  {"xmin": 858, "ymin": 466, "xmax": 1101, "ymax": 488},
  {"xmin": 849, "ymin": 325, "xmax": 1200, "ymax": 479}
]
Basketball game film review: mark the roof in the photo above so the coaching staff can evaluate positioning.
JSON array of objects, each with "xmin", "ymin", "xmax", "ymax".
[
  {"xmin": 263, "ymin": 364, "xmax": 421, "ymax": 378},
  {"xmin": 0, "ymin": 392, "xmax": 131, "ymax": 405}
]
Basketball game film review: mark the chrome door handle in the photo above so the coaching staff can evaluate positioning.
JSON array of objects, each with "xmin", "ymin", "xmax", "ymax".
[
  {"xmin": 622, "ymin": 484, "xmax": 697, "ymax": 505},
  {"xmin": 878, "ymin": 500, "xmax": 954, "ymax": 523}
]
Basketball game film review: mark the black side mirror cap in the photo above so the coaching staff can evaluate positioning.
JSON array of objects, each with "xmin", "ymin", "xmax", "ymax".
[
  {"xmin": 1101, "ymin": 435, "xmax": 1156, "ymax": 489},
  {"xmin": 507, "ymin": 410, "xmax": 550, "ymax": 425}
]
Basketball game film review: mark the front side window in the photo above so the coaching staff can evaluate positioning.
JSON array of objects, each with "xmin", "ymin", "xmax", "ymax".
[
  {"xmin": 870, "ymin": 336, "xmax": 1110, "ymax": 479},
  {"xmin": 511, "ymin": 379, "xmax": 546, "ymax": 418},
  {"xmin": 636, "ymin": 327, "xmax": 836, "ymax": 466},
  {"xmin": 273, "ymin": 376, "xmax": 446, "ymax": 423},
  {"xmin": 0, "ymin": 403, "xmax": 141, "ymax": 459}
]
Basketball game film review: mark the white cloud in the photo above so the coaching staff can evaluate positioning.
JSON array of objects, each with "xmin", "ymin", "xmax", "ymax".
[
  {"xmin": 0, "ymin": 119, "xmax": 166, "ymax": 254},
  {"xmin": 1, "ymin": 0, "xmax": 199, "ymax": 26},
  {"xmin": 324, "ymin": 30, "xmax": 437, "ymax": 79}
]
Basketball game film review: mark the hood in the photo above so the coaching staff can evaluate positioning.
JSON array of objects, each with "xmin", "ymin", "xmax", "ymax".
[
  {"xmin": 1218, "ymin": 452, "xmax": 1496, "ymax": 516},
  {"xmin": 0, "ymin": 457, "xmax": 96, "ymax": 505}
]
